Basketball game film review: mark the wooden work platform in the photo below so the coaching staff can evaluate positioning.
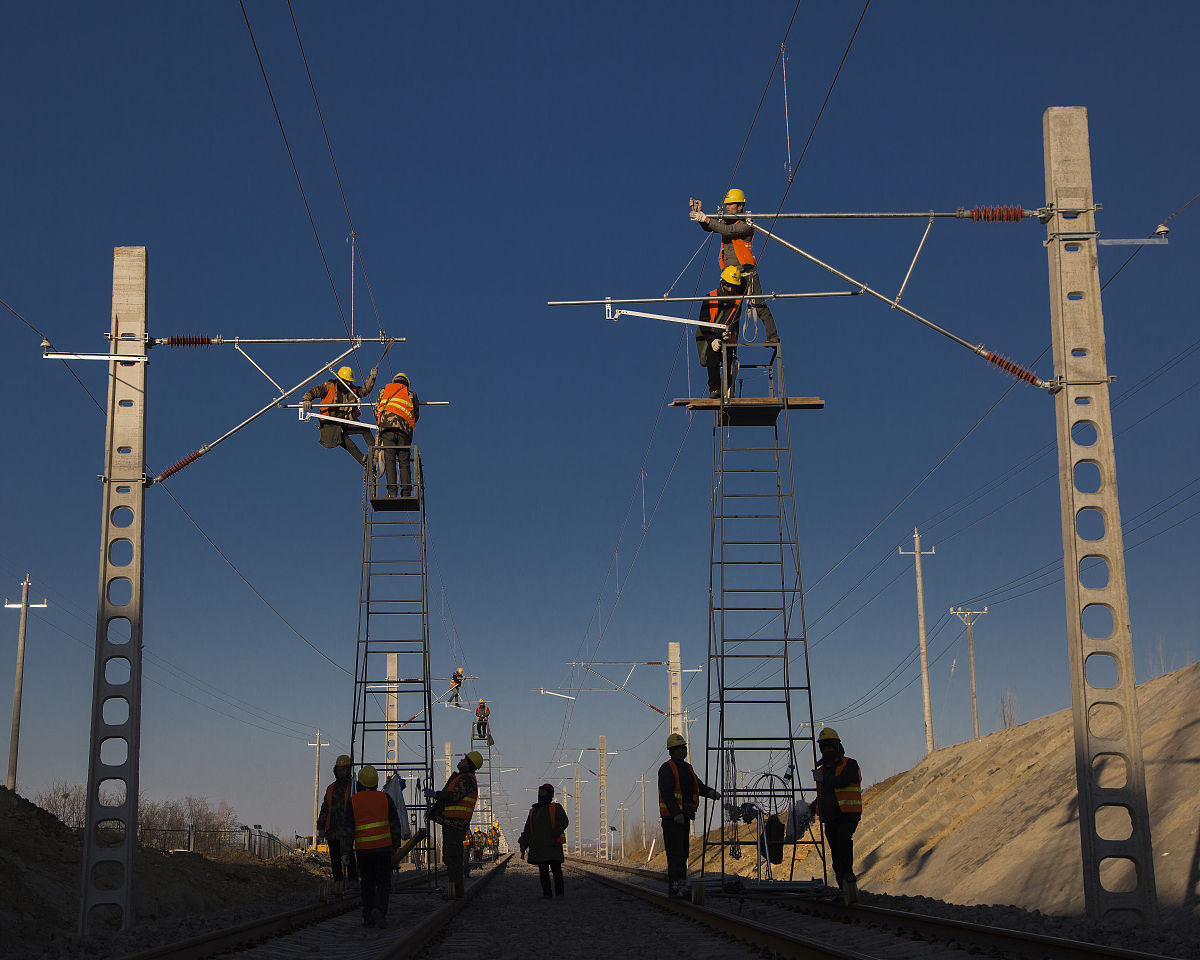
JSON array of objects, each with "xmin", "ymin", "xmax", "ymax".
[
  {"xmin": 670, "ymin": 396, "xmax": 824, "ymax": 426},
  {"xmin": 370, "ymin": 495, "xmax": 420, "ymax": 512}
]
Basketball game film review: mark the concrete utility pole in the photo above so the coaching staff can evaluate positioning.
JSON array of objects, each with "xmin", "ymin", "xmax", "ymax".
[
  {"xmin": 573, "ymin": 766, "xmax": 581, "ymax": 856},
  {"xmin": 385, "ymin": 653, "xmax": 398, "ymax": 765},
  {"xmin": 6, "ymin": 575, "xmax": 47, "ymax": 792},
  {"xmin": 597, "ymin": 734, "xmax": 608, "ymax": 860},
  {"xmin": 900, "ymin": 528, "xmax": 936, "ymax": 754},
  {"xmin": 308, "ymin": 730, "xmax": 329, "ymax": 845},
  {"xmin": 638, "ymin": 772, "xmax": 648, "ymax": 846},
  {"xmin": 618, "ymin": 801, "xmax": 626, "ymax": 860},
  {"xmin": 444, "ymin": 741, "xmax": 452, "ymax": 782},
  {"xmin": 1043, "ymin": 106, "xmax": 1157, "ymax": 921},
  {"xmin": 667, "ymin": 641, "xmax": 683, "ymax": 737},
  {"xmin": 950, "ymin": 607, "xmax": 987, "ymax": 740}
]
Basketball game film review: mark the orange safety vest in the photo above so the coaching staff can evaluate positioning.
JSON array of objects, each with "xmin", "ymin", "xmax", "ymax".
[
  {"xmin": 818, "ymin": 758, "xmax": 863, "ymax": 815},
  {"xmin": 706, "ymin": 288, "xmax": 742, "ymax": 344},
  {"xmin": 376, "ymin": 382, "xmax": 415, "ymax": 429},
  {"xmin": 320, "ymin": 382, "xmax": 340, "ymax": 417},
  {"xmin": 550, "ymin": 803, "xmax": 565, "ymax": 843},
  {"xmin": 658, "ymin": 759, "xmax": 699, "ymax": 817},
  {"xmin": 442, "ymin": 772, "xmax": 478, "ymax": 822},
  {"xmin": 320, "ymin": 779, "xmax": 351, "ymax": 830},
  {"xmin": 717, "ymin": 229, "xmax": 756, "ymax": 270},
  {"xmin": 476, "ymin": 705, "xmax": 489, "ymax": 720},
  {"xmin": 350, "ymin": 790, "xmax": 392, "ymax": 850}
]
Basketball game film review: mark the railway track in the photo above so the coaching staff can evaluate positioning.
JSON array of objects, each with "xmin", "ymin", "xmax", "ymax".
[
  {"xmin": 118, "ymin": 855, "xmax": 511, "ymax": 960},
  {"xmin": 566, "ymin": 856, "xmax": 1182, "ymax": 960}
]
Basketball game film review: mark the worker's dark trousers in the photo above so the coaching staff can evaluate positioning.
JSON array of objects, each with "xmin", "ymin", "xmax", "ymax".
[
  {"xmin": 328, "ymin": 838, "xmax": 358, "ymax": 882},
  {"xmin": 661, "ymin": 818, "xmax": 691, "ymax": 890},
  {"xmin": 356, "ymin": 847, "xmax": 392, "ymax": 919},
  {"xmin": 743, "ymin": 269, "xmax": 779, "ymax": 341},
  {"xmin": 475, "ymin": 721, "xmax": 488, "ymax": 738},
  {"xmin": 339, "ymin": 426, "xmax": 374, "ymax": 467},
  {"xmin": 443, "ymin": 823, "xmax": 467, "ymax": 895},
  {"xmin": 536, "ymin": 860, "xmax": 565, "ymax": 897},
  {"xmin": 378, "ymin": 427, "xmax": 413, "ymax": 495},
  {"xmin": 825, "ymin": 816, "xmax": 858, "ymax": 887},
  {"xmin": 705, "ymin": 346, "xmax": 738, "ymax": 395}
]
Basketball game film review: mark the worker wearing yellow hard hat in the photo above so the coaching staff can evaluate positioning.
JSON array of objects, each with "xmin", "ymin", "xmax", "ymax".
[
  {"xmin": 807, "ymin": 726, "xmax": 862, "ymax": 905},
  {"xmin": 345, "ymin": 764, "xmax": 403, "ymax": 927},
  {"xmin": 424, "ymin": 750, "xmax": 483, "ymax": 900},
  {"xmin": 658, "ymin": 732, "xmax": 721, "ymax": 898},
  {"xmin": 689, "ymin": 187, "xmax": 781, "ymax": 346},
  {"xmin": 317, "ymin": 753, "xmax": 358, "ymax": 892},
  {"xmin": 374, "ymin": 370, "xmax": 419, "ymax": 499},
  {"xmin": 696, "ymin": 264, "xmax": 746, "ymax": 399},
  {"xmin": 300, "ymin": 362, "xmax": 379, "ymax": 467},
  {"xmin": 475, "ymin": 699, "xmax": 490, "ymax": 740}
]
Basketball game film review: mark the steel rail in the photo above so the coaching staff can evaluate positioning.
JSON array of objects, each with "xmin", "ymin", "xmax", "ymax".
[
  {"xmin": 566, "ymin": 859, "xmax": 878, "ymax": 960},
  {"xmin": 570, "ymin": 857, "xmax": 1176, "ymax": 960}
]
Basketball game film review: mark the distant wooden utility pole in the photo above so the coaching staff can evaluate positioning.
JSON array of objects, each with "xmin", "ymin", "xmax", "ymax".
[
  {"xmin": 308, "ymin": 729, "xmax": 329, "ymax": 845},
  {"xmin": 6, "ymin": 575, "xmax": 47, "ymax": 791},
  {"xmin": 900, "ymin": 528, "xmax": 936, "ymax": 754},
  {"xmin": 637, "ymin": 772, "xmax": 649, "ymax": 846},
  {"xmin": 950, "ymin": 607, "xmax": 987, "ymax": 739}
]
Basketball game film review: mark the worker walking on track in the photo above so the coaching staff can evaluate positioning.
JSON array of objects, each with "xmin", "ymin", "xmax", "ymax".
[
  {"xmin": 374, "ymin": 371, "xmax": 419, "ymax": 497},
  {"xmin": 475, "ymin": 699, "xmax": 490, "ymax": 739},
  {"xmin": 344, "ymin": 764, "xmax": 403, "ymax": 928},
  {"xmin": 807, "ymin": 727, "xmax": 862, "ymax": 905},
  {"xmin": 658, "ymin": 733, "xmax": 720, "ymax": 899},
  {"xmin": 426, "ymin": 750, "xmax": 482, "ymax": 900},
  {"xmin": 695, "ymin": 266, "xmax": 745, "ymax": 399},
  {"xmin": 518, "ymin": 783, "xmax": 569, "ymax": 898},
  {"xmin": 690, "ymin": 188, "xmax": 780, "ymax": 345},
  {"xmin": 316, "ymin": 754, "xmax": 358, "ymax": 893},
  {"xmin": 300, "ymin": 365, "xmax": 379, "ymax": 466}
]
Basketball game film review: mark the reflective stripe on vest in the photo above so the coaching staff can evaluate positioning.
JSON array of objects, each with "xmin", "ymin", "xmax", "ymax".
[
  {"xmin": 376, "ymin": 382, "xmax": 415, "ymax": 428},
  {"xmin": 351, "ymin": 791, "xmax": 392, "ymax": 850},
  {"xmin": 817, "ymin": 757, "xmax": 862, "ymax": 815},
  {"xmin": 658, "ymin": 759, "xmax": 699, "ymax": 817},
  {"xmin": 718, "ymin": 230, "xmax": 756, "ymax": 269},
  {"xmin": 443, "ymin": 772, "xmax": 478, "ymax": 821}
]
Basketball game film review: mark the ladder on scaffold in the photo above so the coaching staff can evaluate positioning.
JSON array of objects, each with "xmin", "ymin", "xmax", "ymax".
[
  {"xmin": 351, "ymin": 447, "xmax": 435, "ymax": 873},
  {"xmin": 673, "ymin": 344, "xmax": 826, "ymax": 888},
  {"xmin": 470, "ymin": 726, "xmax": 496, "ymax": 852}
]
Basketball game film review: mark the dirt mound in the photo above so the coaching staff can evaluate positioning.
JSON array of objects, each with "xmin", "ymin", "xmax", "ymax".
[{"xmin": 0, "ymin": 787, "xmax": 326, "ymax": 958}]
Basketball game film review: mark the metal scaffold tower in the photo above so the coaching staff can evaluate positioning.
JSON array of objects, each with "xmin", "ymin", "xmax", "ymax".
[
  {"xmin": 471, "ymin": 726, "xmax": 495, "ymax": 838},
  {"xmin": 674, "ymin": 345, "xmax": 825, "ymax": 886},
  {"xmin": 351, "ymin": 454, "xmax": 434, "ymax": 869}
]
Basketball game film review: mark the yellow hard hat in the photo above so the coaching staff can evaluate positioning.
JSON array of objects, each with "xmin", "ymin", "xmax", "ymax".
[
  {"xmin": 358, "ymin": 764, "xmax": 379, "ymax": 788},
  {"xmin": 720, "ymin": 265, "xmax": 743, "ymax": 286},
  {"xmin": 337, "ymin": 365, "xmax": 354, "ymax": 382},
  {"xmin": 666, "ymin": 733, "xmax": 687, "ymax": 749},
  {"xmin": 817, "ymin": 727, "xmax": 841, "ymax": 743},
  {"xmin": 334, "ymin": 754, "xmax": 351, "ymax": 768},
  {"xmin": 479, "ymin": 699, "xmax": 485, "ymax": 704},
  {"xmin": 724, "ymin": 188, "xmax": 747, "ymax": 205},
  {"xmin": 465, "ymin": 751, "xmax": 484, "ymax": 770},
  {"xmin": 455, "ymin": 667, "xmax": 463, "ymax": 675},
  {"xmin": 394, "ymin": 372, "xmax": 409, "ymax": 384}
]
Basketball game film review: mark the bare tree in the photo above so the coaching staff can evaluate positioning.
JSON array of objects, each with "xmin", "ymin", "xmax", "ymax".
[
  {"xmin": 34, "ymin": 779, "xmax": 87, "ymax": 829},
  {"xmin": 1000, "ymin": 690, "xmax": 1018, "ymax": 729}
]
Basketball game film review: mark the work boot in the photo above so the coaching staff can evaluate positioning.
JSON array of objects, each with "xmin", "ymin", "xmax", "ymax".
[
  {"xmin": 372, "ymin": 908, "xmax": 387, "ymax": 929},
  {"xmin": 363, "ymin": 913, "xmax": 375, "ymax": 928},
  {"xmin": 844, "ymin": 876, "xmax": 858, "ymax": 906},
  {"xmin": 763, "ymin": 336, "xmax": 780, "ymax": 347},
  {"xmin": 455, "ymin": 883, "xmax": 465, "ymax": 899},
  {"xmin": 386, "ymin": 487, "xmax": 398, "ymax": 498}
]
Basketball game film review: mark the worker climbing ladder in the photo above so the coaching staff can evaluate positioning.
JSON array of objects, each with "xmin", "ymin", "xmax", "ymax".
[
  {"xmin": 673, "ymin": 344, "xmax": 825, "ymax": 888},
  {"xmin": 350, "ymin": 450, "xmax": 434, "ymax": 872}
]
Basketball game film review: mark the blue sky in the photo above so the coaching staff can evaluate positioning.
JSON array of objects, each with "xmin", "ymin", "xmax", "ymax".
[{"xmin": 2, "ymin": 2, "xmax": 1197, "ymax": 844}]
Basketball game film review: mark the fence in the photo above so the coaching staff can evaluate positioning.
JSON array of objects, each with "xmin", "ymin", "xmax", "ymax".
[{"xmin": 138, "ymin": 825, "xmax": 294, "ymax": 860}]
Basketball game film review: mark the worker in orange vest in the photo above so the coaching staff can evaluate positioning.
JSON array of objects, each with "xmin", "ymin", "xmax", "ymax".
[
  {"xmin": 658, "ymin": 733, "xmax": 720, "ymax": 898},
  {"xmin": 518, "ymin": 783, "xmax": 569, "ymax": 898},
  {"xmin": 344, "ymin": 765, "xmax": 402, "ymax": 928},
  {"xmin": 690, "ymin": 188, "xmax": 780, "ymax": 345},
  {"xmin": 425, "ymin": 750, "xmax": 482, "ymax": 900},
  {"xmin": 807, "ymin": 727, "xmax": 862, "ymax": 905},
  {"xmin": 316, "ymin": 754, "xmax": 357, "ymax": 893},
  {"xmin": 695, "ymin": 266, "xmax": 745, "ymax": 399},
  {"xmin": 374, "ymin": 372, "xmax": 419, "ymax": 497},
  {"xmin": 300, "ymin": 365, "xmax": 379, "ymax": 467},
  {"xmin": 475, "ymin": 700, "xmax": 490, "ymax": 739}
]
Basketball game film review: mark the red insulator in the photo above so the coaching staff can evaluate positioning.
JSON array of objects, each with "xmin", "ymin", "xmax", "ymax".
[
  {"xmin": 970, "ymin": 204, "xmax": 1025, "ymax": 223},
  {"xmin": 158, "ymin": 449, "xmax": 203, "ymax": 481},
  {"xmin": 162, "ymin": 336, "xmax": 214, "ymax": 348},
  {"xmin": 985, "ymin": 351, "xmax": 1040, "ymax": 386}
]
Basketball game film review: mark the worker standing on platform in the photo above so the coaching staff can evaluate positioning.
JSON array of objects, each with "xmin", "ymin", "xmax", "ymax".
[
  {"xmin": 344, "ymin": 764, "xmax": 403, "ymax": 928},
  {"xmin": 658, "ymin": 733, "xmax": 720, "ymax": 898},
  {"xmin": 690, "ymin": 189, "xmax": 780, "ymax": 345},
  {"xmin": 316, "ymin": 754, "xmax": 358, "ymax": 894},
  {"xmin": 300, "ymin": 365, "xmax": 379, "ymax": 467},
  {"xmin": 807, "ymin": 727, "xmax": 862, "ymax": 905},
  {"xmin": 425, "ymin": 750, "xmax": 482, "ymax": 899},
  {"xmin": 475, "ymin": 700, "xmax": 490, "ymax": 739},
  {"xmin": 449, "ymin": 667, "xmax": 464, "ymax": 705},
  {"xmin": 374, "ymin": 371, "xmax": 419, "ymax": 497},
  {"xmin": 518, "ymin": 783, "xmax": 569, "ymax": 898},
  {"xmin": 695, "ymin": 266, "xmax": 745, "ymax": 399}
]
